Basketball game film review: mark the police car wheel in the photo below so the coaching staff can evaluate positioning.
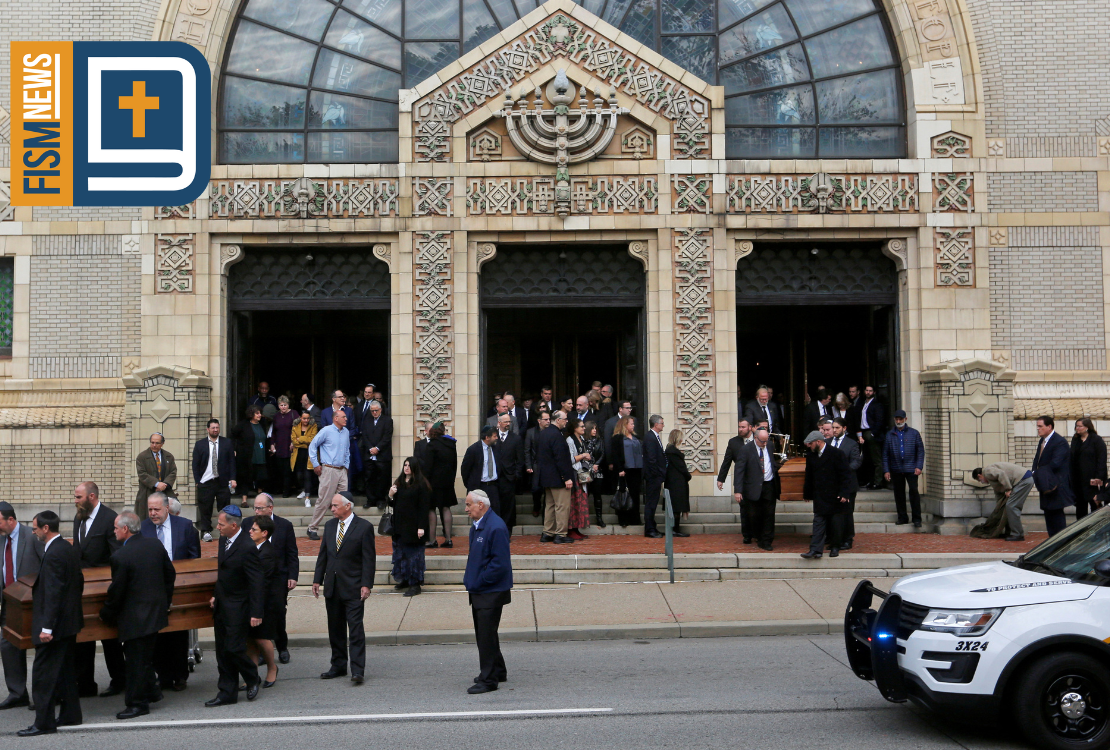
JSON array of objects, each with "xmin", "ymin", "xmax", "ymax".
[{"xmin": 1014, "ymin": 651, "xmax": 1110, "ymax": 750}]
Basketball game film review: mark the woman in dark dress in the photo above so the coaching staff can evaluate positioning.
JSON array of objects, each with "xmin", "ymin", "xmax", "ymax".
[
  {"xmin": 664, "ymin": 428, "xmax": 692, "ymax": 537},
  {"xmin": 246, "ymin": 515, "xmax": 282, "ymax": 687},
  {"xmin": 1070, "ymin": 418, "xmax": 1107, "ymax": 520},
  {"xmin": 388, "ymin": 457, "xmax": 431, "ymax": 597},
  {"xmin": 269, "ymin": 396, "xmax": 298, "ymax": 497},
  {"xmin": 232, "ymin": 405, "xmax": 268, "ymax": 506},
  {"xmin": 424, "ymin": 421, "xmax": 459, "ymax": 549},
  {"xmin": 583, "ymin": 421, "xmax": 606, "ymax": 528},
  {"xmin": 609, "ymin": 416, "xmax": 643, "ymax": 527}
]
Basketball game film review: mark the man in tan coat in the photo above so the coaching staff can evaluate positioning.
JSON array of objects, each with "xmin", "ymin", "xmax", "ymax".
[
  {"xmin": 972, "ymin": 462, "xmax": 1034, "ymax": 541},
  {"xmin": 135, "ymin": 433, "xmax": 177, "ymax": 520}
]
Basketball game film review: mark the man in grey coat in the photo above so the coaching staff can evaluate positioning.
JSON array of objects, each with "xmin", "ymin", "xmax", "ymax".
[
  {"xmin": 972, "ymin": 463, "xmax": 1035, "ymax": 541},
  {"xmin": 0, "ymin": 502, "xmax": 45, "ymax": 710}
]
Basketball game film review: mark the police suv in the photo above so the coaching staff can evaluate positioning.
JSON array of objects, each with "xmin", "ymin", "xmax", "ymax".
[{"xmin": 845, "ymin": 508, "xmax": 1110, "ymax": 750}]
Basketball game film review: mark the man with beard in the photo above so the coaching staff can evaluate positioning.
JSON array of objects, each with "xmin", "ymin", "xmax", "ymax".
[{"xmin": 717, "ymin": 418, "xmax": 755, "ymax": 542}]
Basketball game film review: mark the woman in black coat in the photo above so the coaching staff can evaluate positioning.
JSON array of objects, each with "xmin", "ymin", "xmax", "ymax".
[
  {"xmin": 246, "ymin": 515, "xmax": 282, "ymax": 687},
  {"xmin": 232, "ymin": 405, "xmax": 268, "ymax": 506},
  {"xmin": 609, "ymin": 416, "xmax": 643, "ymax": 527},
  {"xmin": 1071, "ymin": 418, "xmax": 1107, "ymax": 520},
  {"xmin": 423, "ymin": 422, "xmax": 459, "ymax": 549},
  {"xmin": 388, "ymin": 457, "xmax": 431, "ymax": 597},
  {"xmin": 664, "ymin": 429, "xmax": 692, "ymax": 536}
]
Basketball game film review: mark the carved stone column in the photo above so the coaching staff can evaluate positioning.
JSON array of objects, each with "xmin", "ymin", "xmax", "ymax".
[
  {"xmin": 672, "ymin": 228, "xmax": 716, "ymax": 473},
  {"xmin": 123, "ymin": 365, "xmax": 213, "ymax": 514},
  {"xmin": 919, "ymin": 358, "xmax": 1015, "ymax": 534},
  {"xmin": 412, "ymin": 231, "xmax": 454, "ymax": 430}
]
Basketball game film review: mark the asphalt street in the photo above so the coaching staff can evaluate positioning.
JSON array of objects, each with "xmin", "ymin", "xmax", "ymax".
[{"xmin": 0, "ymin": 636, "xmax": 1030, "ymax": 749}]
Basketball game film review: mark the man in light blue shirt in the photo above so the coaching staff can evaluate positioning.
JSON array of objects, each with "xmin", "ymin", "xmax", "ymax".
[{"xmin": 306, "ymin": 409, "xmax": 351, "ymax": 540}]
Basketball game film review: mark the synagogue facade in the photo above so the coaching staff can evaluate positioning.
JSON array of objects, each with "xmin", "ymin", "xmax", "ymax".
[{"xmin": 0, "ymin": 0, "xmax": 1106, "ymax": 530}]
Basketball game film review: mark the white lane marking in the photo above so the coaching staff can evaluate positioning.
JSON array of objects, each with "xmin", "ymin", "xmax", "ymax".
[{"xmin": 60, "ymin": 707, "xmax": 614, "ymax": 731}]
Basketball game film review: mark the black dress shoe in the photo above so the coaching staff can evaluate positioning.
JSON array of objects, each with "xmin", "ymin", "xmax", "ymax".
[
  {"xmin": 842, "ymin": 542, "xmax": 854, "ymax": 550},
  {"xmin": 1005, "ymin": 534, "xmax": 1025, "ymax": 541},
  {"xmin": 263, "ymin": 667, "xmax": 279, "ymax": 688},
  {"xmin": 17, "ymin": 725, "xmax": 55, "ymax": 736},
  {"xmin": 116, "ymin": 706, "xmax": 149, "ymax": 720},
  {"xmin": 425, "ymin": 540, "xmax": 439, "ymax": 549},
  {"xmin": 830, "ymin": 548, "xmax": 840, "ymax": 558},
  {"xmin": 913, "ymin": 522, "xmax": 922, "ymax": 528},
  {"xmin": 99, "ymin": 685, "xmax": 124, "ymax": 698},
  {"xmin": 150, "ymin": 691, "xmax": 164, "ymax": 704},
  {"xmin": 362, "ymin": 501, "xmax": 371, "ymax": 509},
  {"xmin": 440, "ymin": 539, "xmax": 453, "ymax": 548},
  {"xmin": 742, "ymin": 537, "xmax": 752, "ymax": 544},
  {"xmin": 404, "ymin": 585, "xmax": 421, "ymax": 597},
  {"xmin": 394, "ymin": 581, "xmax": 409, "ymax": 590},
  {"xmin": 644, "ymin": 530, "xmax": 664, "ymax": 539},
  {"xmin": 595, "ymin": 519, "xmax": 607, "ymax": 528},
  {"xmin": 671, "ymin": 531, "xmax": 690, "ymax": 538},
  {"xmin": 894, "ymin": 520, "xmax": 909, "ymax": 526},
  {"xmin": 553, "ymin": 535, "xmax": 574, "ymax": 544},
  {"xmin": 205, "ymin": 697, "xmax": 235, "ymax": 707},
  {"xmin": 246, "ymin": 682, "xmax": 260, "ymax": 701},
  {"xmin": 539, "ymin": 534, "xmax": 555, "ymax": 543},
  {"xmin": 351, "ymin": 674, "xmax": 364, "ymax": 685},
  {"xmin": 800, "ymin": 550, "xmax": 822, "ymax": 559},
  {"xmin": 758, "ymin": 543, "xmax": 773, "ymax": 551},
  {"xmin": 467, "ymin": 683, "xmax": 497, "ymax": 694},
  {"xmin": 171, "ymin": 680, "xmax": 188, "ymax": 692},
  {"xmin": 0, "ymin": 696, "xmax": 29, "ymax": 710},
  {"xmin": 320, "ymin": 669, "xmax": 348, "ymax": 679},
  {"xmin": 278, "ymin": 651, "xmax": 290, "ymax": 665},
  {"xmin": 306, "ymin": 530, "xmax": 320, "ymax": 541},
  {"xmin": 474, "ymin": 676, "xmax": 507, "ymax": 684}
]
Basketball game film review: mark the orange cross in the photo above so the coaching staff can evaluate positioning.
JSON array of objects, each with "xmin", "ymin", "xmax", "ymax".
[{"xmin": 118, "ymin": 81, "xmax": 159, "ymax": 138}]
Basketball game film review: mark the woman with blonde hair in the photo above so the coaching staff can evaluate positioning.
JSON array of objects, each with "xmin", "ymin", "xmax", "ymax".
[
  {"xmin": 664, "ymin": 429, "xmax": 692, "ymax": 537},
  {"xmin": 609, "ymin": 416, "xmax": 643, "ymax": 527}
]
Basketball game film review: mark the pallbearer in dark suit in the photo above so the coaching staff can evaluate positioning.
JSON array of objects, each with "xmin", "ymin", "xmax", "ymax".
[
  {"xmin": 140, "ymin": 492, "xmax": 199, "ymax": 692},
  {"xmin": 830, "ymin": 418, "xmax": 863, "ymax": 549},
  {"xmin": 98, "ymin": 512, "xmax": 176, "ymax": 720},
  {"xmin": 71, "ymin": 481, "xmax": 126, "ymax": 698},
  {"xmin": 463, "ymin": 490, "xmax": 513, "ymax": 694},
  {"xmin": 245, "ymin": 515, "xmax": 283, "ymax": 688},
  {"xmin": 732, "ymin": 426, "xmax": 781, "ymax": 551},
  {"xmin": 18, "ymin": 511, "xmax": 83, "ymax": 736},
  {"xmin": 205, "ymin": 506, "xmax": 263, "ymax": 707},
  {"xmin": 0, "ymin": 502, "xmax": 44, "ymax": 711},
  {"xmin": 242, "ymin": 493, "xmax": 299, "ymax": 665},
  {"xmin": 1032, "ymin": 415, "xmax": 1076, "ymax": 536},
  {"xmin": 494, "ymin": 413, "xmax": 524, "ymax": 533},
  {"xmin": 800, "ymin": 431, "xmax": 853, "ymax": 559},
  {"xmin": 313, "ymin": 493, "xmax": 376, "ymax": 684}
]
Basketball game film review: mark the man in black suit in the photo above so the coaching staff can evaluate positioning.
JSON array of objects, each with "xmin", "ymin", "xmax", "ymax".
[
  {"xmin": 461, "ymin": 426, "xmax": 504, "ymax": 516},
  {"xmin": 571, "ymin": 396, "xmax": 596, "ymax": 426},
  {"xmin": 494, "ymin": 413, "xmax": 524, "ymax": 533},
  {"xmin": 804, "ymin": 389, "xmax": 833, "ymax": 434},
  {"xmin": 242, "ymin": 493, "xmax": 299, "ymax": 664},
  {"xmin": 830, "ymin": 418, "xmax": 862, "ymax": 549},
  {"xmin": 642, "ymin": 415, "xmax": 668, "ymax": 539},
  {"xmin": 856, "ymin": 385, "xmax": 886, "ymax": 489},
  {"xmin": 0, "ymin": 502, "xmax": 44, "ymax": 711},
  {"xmin": 18, "ymin": 511, "xmax": 83, "ymax": 736},
  {"xmin": 1031, "ymin": 415, "xmax": 1076, "ymax": 536},
  {"xmin": 205, "ymin": 506, "xmax": 263, "ymax": 707},
  {"xmin": 359, "ymin": 401, "xmax": 394, "ymax": 511},
  {"xmin": 536, "ymin": 387, "xmax": 555, "ymax": 416},
  {"xmin": 800, "ymin": 431, "xmax": 853, "ymax": 559},
  {"xmin": 744, "ymin": 387, "xmax": 783, "ymax": 435},
  {"xmin": 72, "ymin": 481, "xmax": 126, "ymax": 699},
  {"xmin": 717, "ymin": 418, "xmax": 753, "ymax": 495},
  {"xmin": 538, "ymin": 412, "xmax": 575, "ymax": 544},
  {"xmin": 313, "ymin": 493, "xmax": 376, "ymax": 684},
  {"xmin": 140, "ymin": 492, "xmax": 199, "ymax": 692},
  {"xmin": 504, "ymin": 393, "xmax": 527, "ymax": 434},
  {"xmin": 524, "ymin": 411, "xmax": 550, "ymax": 517},
  {"xmin": 192, "ymin": 418, "xmax": 237, "ymax": 543},
  {"xmin": 732, "ymin": 426, "xmax": 780, "ymax": 550},
  {"xmin": 98, "ymin": 511, "xmax": 176, "ymax": 720}
]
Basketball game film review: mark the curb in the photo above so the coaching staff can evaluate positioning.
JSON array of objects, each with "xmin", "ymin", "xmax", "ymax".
[{"xmin": 197, "ymin": 618, "xmax": 844, "ymax": 649}]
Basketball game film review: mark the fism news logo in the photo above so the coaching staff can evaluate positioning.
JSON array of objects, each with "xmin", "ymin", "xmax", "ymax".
[{"xmin": 10, "ymin": 41, "xmax": 210, "ymax": 207}]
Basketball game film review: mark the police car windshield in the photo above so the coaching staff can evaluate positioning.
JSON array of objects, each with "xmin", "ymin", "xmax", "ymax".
[{"xmin": 1019, "ymin": 507, "xmax": 1110, "ymax": 583}]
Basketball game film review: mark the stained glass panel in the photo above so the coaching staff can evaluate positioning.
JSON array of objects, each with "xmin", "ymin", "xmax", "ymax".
[
  {"xmin": 782, "ymin": 0, "xmax": 875, "ymax": 35},
  {"xmin": 662, "ymin": 0, "xmax": 714, "ymax": 32},
  {"xmin": 308, "ymin": 91, "xmax": 398, "ymax": 129},
  {"xmin": 718, "ymin": 0, "xmax": 776, "ymax": 29},
  {"xmin": 725, "ymin": 84, "xmax": 814, "ymax": 124},
  {"xmin": 226, "ymin": 21, "xmax": 318, "ymax": 85},
  {"xmin": 241, "ymin": 0, "xmax": 334, "ymax": 41},
  {"xmin": 222, "ymin": 77, "xmax": 307, "ymax": 128},
  {"xmin": 343, "ymin": 0, "xmax": 403, "ymax": 35},
  {"xmin": 464, "ymin": 0, "xmax": 501, "ymax": 52},
  {"xmin": 818, "ymin": 126, "xmax": 903, "ymax": 157},
  {"xmin": 0, "ymin": 259, "xmax": 12, "ymax": 353},
  {"xmin": 660, "ymin": 36, "xmax": 716, "ymax": 82},
  {"xmin": 404, "ymin": 41, "xmax": 461, "ymax": 87},
  {"xmin": 816, "ymin": 69, "xmax": 899, "ymax": 123},
  {"xmin": 718, "ymin": 4, "xmax": 796, "ymax": 66},
  {"xmin": 720, "ymin": 43, "xmax": 809, "ymax": 94},
  {"xmin": 486, "ymin": 0, "xmax": 520, "ymax": 28},
  {"xmin": 324, "ymin": 10, "xmax": 403, "ymax": 69},
  {"xmin": 405, "ymin": 0, "xmax": 460, "ymax": 39},
  {"xmin": 308, "ymin": 131, "xmax": 399, "ymax": 162},
  {"xmin": 620, "ymin": 0, "xmax": 658, "ymax": 48},
  {"xmin": 222, "ymin": 131, "xmax": 306, "ymax": 163},
  {"xmin": 726, "ymin": 126, "xmax": 816, "ymax": 157},
  {"xmin": 313, "ymin": 50, "xmax": 402, "ymax": 99},
  {"xmin": 804, "ymin": 15, "xmax": 893, "ymax": 78}
]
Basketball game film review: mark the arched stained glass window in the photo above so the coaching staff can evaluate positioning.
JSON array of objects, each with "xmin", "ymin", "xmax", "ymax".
[{"xmin": 219, "ymin": 0, "xmax": 904, "ymax": 163}]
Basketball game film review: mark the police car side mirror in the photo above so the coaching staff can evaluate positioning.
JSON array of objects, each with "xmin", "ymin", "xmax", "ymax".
[{"xmin": 1093, "ymin": 560, "xmax": 1110, "ymax": 579}]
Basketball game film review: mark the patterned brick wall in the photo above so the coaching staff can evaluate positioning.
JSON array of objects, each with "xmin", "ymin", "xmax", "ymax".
[
  {"xmin": 28, "ymin": 236, "xmax": 141, "ymax": 377},
  {"xmin": 0, "ymin": 443, "xmax": 127, "ymax": 507},
  {"xmin": 33, "ymin": 206, "xmax": 143, "ymax": 221},
  {"xmin": 989, "ymin": 226, "xmax": 1105, "ymax": 370},
  {"xmin": 987, "ymin": 173, "xmax": 1099, "ymax": 213}
]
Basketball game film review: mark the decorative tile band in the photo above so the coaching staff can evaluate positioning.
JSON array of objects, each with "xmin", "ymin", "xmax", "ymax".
[
  {"xmin": 726, "ymin": 174, "xmax": 918, "ymax": 213},
  {"xmin": 466, "ymin": 176, "xmax": 657, "ymax": 215},
  {"xmin": 208, "ymin": 178, "xmax": 399, "ymax": 218}
]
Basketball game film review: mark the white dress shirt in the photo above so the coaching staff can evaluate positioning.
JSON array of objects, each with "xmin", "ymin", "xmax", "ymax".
[
  {"xmin": 224, "ymin": 527, "xmax": 241, "ymax": 550},
  {"xmin": 201, "ymin": 438, "xmax": 220, "ymax": 483},
  {"xmin": 860, "ymin": 399, "xmax": 874, "ymax": 430},
  {"xmin": 757, "ymin": 443, "xmax": 774, "ymax": 481},
  {"xmin": 41, "ymin": 535, "xmax": 60, "ymax": 635},
  {"xmin": 336, "ymin": 513, "xmax": 353, "ymax": 541}
]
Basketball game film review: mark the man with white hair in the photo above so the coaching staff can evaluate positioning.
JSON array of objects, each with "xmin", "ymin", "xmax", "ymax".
[
  {"xmin": 463, "ymin": 490, "xmax": 513, "ymax": 694},
  {"xmin": 312, "ymin": 493, "xmax": 375, "ymax": 685},
  {"xmin": 168, "ymin": 497, "xmax": 182, "ymax": 516}
]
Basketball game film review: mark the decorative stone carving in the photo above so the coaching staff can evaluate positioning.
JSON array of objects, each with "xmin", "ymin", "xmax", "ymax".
[
  {"xmin": 1099, "ymin": 138, "xmax": 1110, "ymax": 157},
  {"xmin": 469, "ymin": 127, "xmax": 502, "ymax": 161},
  {"xmin": 987, "ymin": 138, "xmax": 1005, "ymax": 157},
  {"xmin": 372, "ymin": 243, "xmax": 391, "ymax": 270},
  {"xmin": 412, "ymin": 12, "xmax": 711, "ymax": 162},
  {"xmin": 466, "ymin": 176, "xmax": 657, "ymax": 215},
  {"xmin": 414, "ymin": 232, "xmax": 454, "ymax": 427},
  {"xmin": 935, "ymin": 228, "xmax": 974, "ymax": 286},
  {"xmin": 988, "ymin": 228, "xmax": 1008, "ymax": 246},
  {"xmin": 672, "ymin": 228, "xmax": 715, "ymax": 473},
  {"xmin": 627, "ymin": 241, "xmax": 648, "ymax": 269},
  {"xmin": 882, "ymin": 239, "xmax": 908, "ymax": 272},
  {"xmin": 155, "ymin": 203, "xmax": 195, "ymax": 219},
  {"xmin": 933, "ymin": 172, "xmax": 973, "ymax": 212},
  {"xmin": 0, "ymin": 181, "xmax": 13, "ymax": 222},
  {"xmin": 620, "ymin": 126, "xmax": 654, "ymax": 159},
  {"xmin": 734, "ymin": 240, "xmax": 753, "ymax": 266},
  {"xmin": 476, "ymin": 243, "xmax": 497, "ymax": 269},
  {"xmin": 931, "ymin": 131, "xmax": 971, "ymax": 158},
  {"xmin": 156, "ymin": 234, "xmax": 194, "ymax": 293},
  {"xmin": 121, "ymin": 235, "xmax": 141, "ymax": 255},
  {"xmin": 209, "ymin": 179, "xmax": 398, "ymax": 219},
  {"xmin": 220, "ymin": 244, "xmax": 243, "ymax": 273},
  {"xmin": 228, "ymin": 248, "xmax": 390, "ymax": 303},
  {"xmin": 413, "ymin": 177, "xmax": 454, "ymax": 217},
  {"xmin": 672, "ymin": 175, "xmax": 711, "ymax": 214},
  {"xmin": 727, "ymin": 174, "xmax": 917, "ymax": 213}
]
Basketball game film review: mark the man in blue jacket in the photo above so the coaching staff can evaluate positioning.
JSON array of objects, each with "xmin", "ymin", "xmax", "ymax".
[
  {"xmin": 882, "ymin": 410, "xmax": 925, "ymax": 527},
  {"xmin": 463, "ymin": 490, "xmax": 512, "ymax": 694},
  {"xmin": 1031, "ymin": 415, "xmax": 1075, "ymax": 536}
]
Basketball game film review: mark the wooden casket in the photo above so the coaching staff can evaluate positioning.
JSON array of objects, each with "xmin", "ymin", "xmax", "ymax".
[
  {"xmin": 779, "ymin": 457, "xmax": 807, "ymax": 501},
  {"xmin": 2, "ymin": 557, "xmax": 218, "ymax": 650}
]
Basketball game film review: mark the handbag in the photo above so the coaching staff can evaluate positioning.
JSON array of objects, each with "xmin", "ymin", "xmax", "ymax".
[
  {"xmin": 610, "ymin": 479, "xmax": 633, "ymax": 512},
  {"xmin": 577, "ymin": 470, "xmax": 592, "ymax": 484},
  {"xmin": 377, "ymin": 511, "xmax": 393, "ymax": 536}
]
